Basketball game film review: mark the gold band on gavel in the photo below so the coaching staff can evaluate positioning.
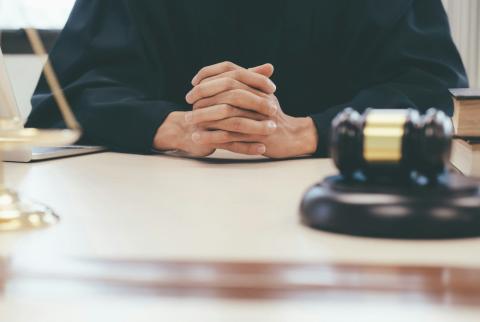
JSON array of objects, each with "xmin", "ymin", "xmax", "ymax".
[{"xmin": 363, "ymin": 110, "xmax": 408, "ymax": 163}]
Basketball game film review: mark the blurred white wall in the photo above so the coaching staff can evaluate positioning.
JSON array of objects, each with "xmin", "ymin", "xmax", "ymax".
[
  {"xmin": 443, "ymin": 0, "xmax": 480, "ymax": 87},
  {"xmin": 0, "ymin": 0, "xmax": 75, "ymax": 29}
]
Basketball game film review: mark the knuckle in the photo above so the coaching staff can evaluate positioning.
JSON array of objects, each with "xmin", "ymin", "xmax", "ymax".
[
  {"xmin": 221, "ymin": 131, "xmax": 231, "ymax": 141},
  {"xmin": 259, "ymin": 76, "xmax": 270, "ymax": 88},
  {"xmin": 231, "ymin": 118, "xmax": 244, "ymax": 132},
  {"xmin": 261, "ymin": 122, "xmax": 271, "ymax": 135},
  {"xmin": 220, "ymin": 104, "xmax": 233, "ymax": 117},
  {"xmin": 223, "ymin": 78, "xmax": 236, "ymax": 89},
  {"xmin": 195, "ymin": 85, "xmax": 205, "ymax": 97},
  {"xmin": 262, "ymin": 98, "xmax": 273, "ymax": 114},
  {"xmin": 232, "ymin": 69, "xmax": 242, "ymax": 79},
  {"xmin": 224, "ymin": 61, "xmax": 236, "ymax": 70},
  {"xmin": 230, "ymin": 88, "xmax": 245, "ymax": 98},
  {"xmin": 226, "ymin": 90, "xmax": 239, "ymax": 102},
  {"xmin": 231, "ymin": 88, "xmax": 244, "ymax": 94}
]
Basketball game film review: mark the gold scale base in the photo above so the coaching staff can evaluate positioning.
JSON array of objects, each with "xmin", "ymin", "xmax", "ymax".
[
  {"xmin": 0, "ymin": 126, "xmax": 79, "ymax": 231},
  {"xmin": 0, "ymin": 188, "xmax": 59, "ymax": 232},
  {"xmin": 0, "ymin": 122, "xmax": 80, "ymax": 231}
]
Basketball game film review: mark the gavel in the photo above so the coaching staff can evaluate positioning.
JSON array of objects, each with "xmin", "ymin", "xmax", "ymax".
[
  {"xmin": 301, "ymin": 107, "xmax": 480, "ymax": 239},
  {"xmin": 330, "ymin": 108, "xmax": 453, "ymax": 181}
]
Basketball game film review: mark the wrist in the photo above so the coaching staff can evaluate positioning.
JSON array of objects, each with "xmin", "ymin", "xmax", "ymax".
[
  {"xmin": 295, "ymin": 117, "xmax": 318, "ymax": 156},
  {"xmin": 153, "ymin": 112, "xmax": 185, "ymax": 151}
]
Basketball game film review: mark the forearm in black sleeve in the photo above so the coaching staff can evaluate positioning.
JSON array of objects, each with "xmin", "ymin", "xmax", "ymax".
[{"xmin": 27, "ymin": 0, "xmax": 185, "ymax": 153}]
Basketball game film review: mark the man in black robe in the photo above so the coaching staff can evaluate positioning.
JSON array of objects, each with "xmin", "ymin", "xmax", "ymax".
[{"xmin": 27, "ymin": 0, "xmax": 468, "ymax": 158}]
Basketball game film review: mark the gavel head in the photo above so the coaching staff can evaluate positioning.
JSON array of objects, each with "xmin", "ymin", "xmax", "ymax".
[{"xmin": 330, "ymin": 108, "xmax": 453, "ymax": 181}]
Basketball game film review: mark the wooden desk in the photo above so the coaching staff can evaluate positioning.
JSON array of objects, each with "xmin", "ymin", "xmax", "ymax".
[{"xmin": 1, "ymin": 151, "xmax": 480, "ymax": 321}]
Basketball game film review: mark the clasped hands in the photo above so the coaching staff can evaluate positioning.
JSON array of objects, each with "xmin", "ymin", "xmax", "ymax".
[{"xmin": 153, "ymin": 61, "xmax": 318, "ymax": 158}]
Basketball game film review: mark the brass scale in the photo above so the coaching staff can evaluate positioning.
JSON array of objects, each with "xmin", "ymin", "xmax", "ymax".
[{"xmin": 0, "ymin": 29, "xmax": 81, "ymax": 231}]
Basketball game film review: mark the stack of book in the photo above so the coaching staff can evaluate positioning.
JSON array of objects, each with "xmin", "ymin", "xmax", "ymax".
[{"xmin": 450, "ymin": 88, "xmax": 480, "ymax": 177}]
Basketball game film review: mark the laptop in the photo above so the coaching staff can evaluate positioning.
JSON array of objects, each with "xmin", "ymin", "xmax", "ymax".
[{"xmin": 0, "ymin": 48, "xmax": 106, "ymax": 162}]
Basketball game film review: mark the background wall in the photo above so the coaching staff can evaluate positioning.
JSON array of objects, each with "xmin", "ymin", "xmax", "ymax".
[
  {"xmin": 443, "ymin": 0, "xmax": 480, "ymax": 87},
  {"xmin": 0, "ymin": 0, "xmax": 75, "ymax": 29}
]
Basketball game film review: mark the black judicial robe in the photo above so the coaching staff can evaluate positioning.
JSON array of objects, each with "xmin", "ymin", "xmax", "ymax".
[{"xmin": 27, "ymin": 0, "xmax": 468, "ymax": 156}]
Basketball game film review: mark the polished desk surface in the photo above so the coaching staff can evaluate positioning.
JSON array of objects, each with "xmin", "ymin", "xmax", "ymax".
[{"xmin": 1, "ymin": 151, "xmax": 480, "ymax": 321}]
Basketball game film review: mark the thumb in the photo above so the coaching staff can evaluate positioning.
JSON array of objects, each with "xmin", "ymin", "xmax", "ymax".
[{"xmin": 248, "ymin": 63, "xmax": 274, "ymax": 78}]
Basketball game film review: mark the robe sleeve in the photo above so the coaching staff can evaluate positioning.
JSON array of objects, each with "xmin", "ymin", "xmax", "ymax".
[
  {"xmin": 27, "ymin": 0, "xmax": 186, "ymax": 153},
  {"xmin": 310, "ymin": 0, "xmax": 468, "ymax": 156}
]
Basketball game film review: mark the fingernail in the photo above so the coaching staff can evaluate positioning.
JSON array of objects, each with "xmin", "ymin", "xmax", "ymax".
[
  {"xmin": 185, "ymin": 112, "xmax": 193, "ymax": 123},
  {"xmin": 257, "ymin": 145, "xmax": 266, "ymax": 154},
  {"xmin": 267, "ymin": 121, "xmax": 277, "ymax": 129},
  {"xmin": 185, "ymin": 92, "xmax": 193, "ymax": 104},
  {"xmin": 192, "ymin": 132, "xmax": 201, "ymax": 142}
]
